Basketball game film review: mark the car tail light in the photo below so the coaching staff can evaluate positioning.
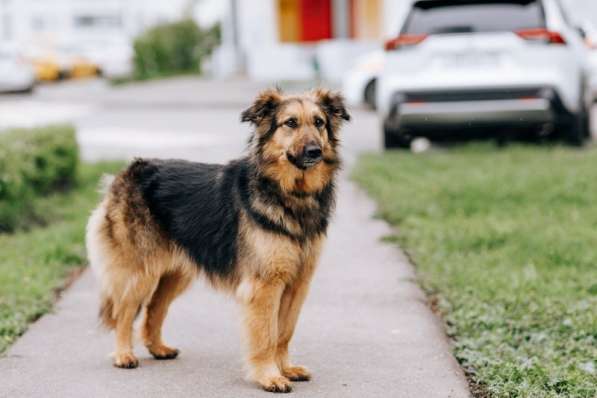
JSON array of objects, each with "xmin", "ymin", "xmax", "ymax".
[
  {"xmin": 516, "ymin": 28, "xmax": 566, "ymax": 45},
  {"xmin": 384, "ymin": 34, "xmax": 428, "ymax": 51}
]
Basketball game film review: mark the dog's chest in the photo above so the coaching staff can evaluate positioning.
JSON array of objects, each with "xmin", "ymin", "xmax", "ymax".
[{"xmin": 241, "ymin": 223, "xmax": 323, "ymax": 281}]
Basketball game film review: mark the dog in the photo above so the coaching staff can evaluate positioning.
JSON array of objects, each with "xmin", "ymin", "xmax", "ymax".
[{"xmin": 85, "ymin": 88, "xmax": 350, "ymax": 393}]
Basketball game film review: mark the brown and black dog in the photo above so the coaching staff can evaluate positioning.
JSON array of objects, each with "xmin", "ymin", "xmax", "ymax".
[{"xmin": 85, "ymin": 89, "xmax": 350, "ymax": 393}]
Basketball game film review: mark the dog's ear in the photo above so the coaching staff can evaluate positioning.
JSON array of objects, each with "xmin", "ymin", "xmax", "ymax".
[
  {"xmin": 241, "ymin": 89, "xmax": 283, "ymax": 126},
  {"xmin": 315, "ymin": 89, "xmax": 351, "ymax": 124}
]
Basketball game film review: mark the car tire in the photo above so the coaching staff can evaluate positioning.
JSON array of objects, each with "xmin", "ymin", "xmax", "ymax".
[
  {"xmin": 565, "ymin": 105, "xmax": 590, "ymax": 147},
  {"xmin": 384, "ymin": 126, "xmax": 411, "ymax": 149},
  {"xmin": 20, "ymin": 85, "xmax": 35, "ymax": 95},
  {"xmin": 364, "ymin": 79, "xmax": 377, "ymax": 110}
]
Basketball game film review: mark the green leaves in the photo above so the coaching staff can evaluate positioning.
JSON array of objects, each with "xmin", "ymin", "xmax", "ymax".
[
  {"xmin": 132, "ymin": 19, "xmax": 220, "ymax": 80},
  {"xmin": 0, "ymin": 125, "xmax": 78, "ymax": 232}
]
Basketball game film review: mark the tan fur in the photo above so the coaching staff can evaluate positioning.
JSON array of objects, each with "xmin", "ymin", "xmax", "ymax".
[
  {"xmin": 86, "ymin": 90, "xmax": 346, "ymax": 392},
  {"xmin": 256, "ymin": 97, "xmax": 338, "ymax": 195}
]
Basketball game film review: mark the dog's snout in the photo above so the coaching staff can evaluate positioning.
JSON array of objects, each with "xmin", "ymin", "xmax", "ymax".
[{"xmin": 304, "ymin": 144, "xmax": 322, "ymax": 160}]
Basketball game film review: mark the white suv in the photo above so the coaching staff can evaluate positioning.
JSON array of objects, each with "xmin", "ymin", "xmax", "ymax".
[{"xmin": 378, "ymin": 0, "xmax": 592, "ymax": 148}]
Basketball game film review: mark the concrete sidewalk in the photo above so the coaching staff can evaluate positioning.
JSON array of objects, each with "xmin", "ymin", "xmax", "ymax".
[{"xmin": 0, "ymin": 176, "xmax": 470, "ymax": 398}]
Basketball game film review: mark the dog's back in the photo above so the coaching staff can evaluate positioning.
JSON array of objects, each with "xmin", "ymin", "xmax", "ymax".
[{"xmin": 129, "ymin": 158, "xmax": 244, "ymax": 276}]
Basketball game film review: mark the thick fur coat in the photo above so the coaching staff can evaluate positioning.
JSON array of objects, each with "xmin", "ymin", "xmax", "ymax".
[{"xmin": 86, "ymin": 89, "xmax": 350, "ymax": 393}]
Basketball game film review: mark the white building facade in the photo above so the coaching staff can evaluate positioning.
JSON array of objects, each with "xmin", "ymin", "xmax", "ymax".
[
  {"xmin": 214, "ymin": 0, "xmax": 411, "ymax": 81},
  {"xmin": 0, "ymin": 0, "xmax": 191, "ymax": 47}
]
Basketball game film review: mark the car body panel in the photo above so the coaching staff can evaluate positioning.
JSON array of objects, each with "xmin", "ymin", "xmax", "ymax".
[
  {"xmin": 31, "ymin": 59, "xmax": 61, "ymax": 81},
  {"xmin": 0, "ymin": 44, "xmax": 36, "ymax": 92},
  {"xmin": 397, "ymin": 98, "xmax": 552, "ymax": 128},
  {"xmin": 343, "ymin": 51, "xmax": 383, "ymax": 106}
]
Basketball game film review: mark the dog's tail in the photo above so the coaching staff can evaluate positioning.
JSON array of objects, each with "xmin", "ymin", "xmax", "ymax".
[
  {"xmin": 87, "ymin": 198, "xmax": 117, "ymax": 330},
  {"xmin": 99, "ymin": 294, "xmax": 117, "ymax": 330},
  {"xmin": 98, "ymin": 174, "xmax": 115, "ymax": 195}
]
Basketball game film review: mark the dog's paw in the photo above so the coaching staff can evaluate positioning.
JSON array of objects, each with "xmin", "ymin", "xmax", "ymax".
[
  {"xmin": 259, "ymin": 375, "xmax": 293, "ymax": 393},
  {"xmin": 282, "ymin": 365, "xmax": 311, "ymax": 382},
  {"xmin": 113, "ymin": 352, "xmax": 139, "ymax": 369},
  {"xmin": 148, "ymin": 344, "xmax": 179, "ymax": 360}
]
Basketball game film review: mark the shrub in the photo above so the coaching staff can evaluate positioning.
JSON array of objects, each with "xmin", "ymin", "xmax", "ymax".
[
  {"xmin": 0, "ymin": 125, "xmax": 79, "ymax": 232},
  {"xmin": 132, "ymin": 19, "xmax": 220, "ymax": 80}
]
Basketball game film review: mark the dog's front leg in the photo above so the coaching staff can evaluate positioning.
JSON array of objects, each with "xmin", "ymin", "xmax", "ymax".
[
  {"xmin": 241, "ymin": 278, "xmax": 292, "ymax": 393},
  {"xmin": 276, "ymin": 268, "xmax": 315, "ymax": 382}
]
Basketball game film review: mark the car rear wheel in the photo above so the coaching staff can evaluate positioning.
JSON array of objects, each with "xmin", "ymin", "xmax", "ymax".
[
  {"xmin": 384, "ymin": 126, "xmax": 412, "ymax": 149},
  {"xmin": 564, "ymin": 105, "xmax": 590, "ymax": 147}
]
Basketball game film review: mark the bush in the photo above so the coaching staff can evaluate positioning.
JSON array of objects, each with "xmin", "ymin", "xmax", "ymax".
[
  {"xmin": 0, "ymin": 125, "xmax": 79, "ymax": 232},
  {"xmin": 132, "ymin": 19, "xmax": 220, "ymax": 80}
]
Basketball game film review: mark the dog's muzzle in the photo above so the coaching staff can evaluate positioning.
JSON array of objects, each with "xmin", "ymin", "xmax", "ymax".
[{"xmin": 288, "ymin": 144, "xmax": 323, "ymax": 170}]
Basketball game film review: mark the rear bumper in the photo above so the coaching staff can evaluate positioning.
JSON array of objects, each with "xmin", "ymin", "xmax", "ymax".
[
  {"xmin": 0, "ymin": 74, "xmax": 35, "ymax": 93},
  {"xmin": 398, "ymin": 98, "xmax": 552, "ymax": 128},
  {"xmin": 384, "ymin": 87, "xmax": 566, "ymax": 136}
]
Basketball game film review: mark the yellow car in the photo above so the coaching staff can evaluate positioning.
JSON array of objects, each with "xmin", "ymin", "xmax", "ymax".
[
  {"xmin": 31, "ymin": 57, "xmax": 61, "ymax": 81},
  {"xmin": 70, "ymin": 56, "xmax": 99, "ymax": 79},
  {"xmin": 28, "ymin": 47, "xmax": 99, "ymax": 81},
  {"xmin": 55, "ymin": 45, "xmax": 99, "ymax": 79}
]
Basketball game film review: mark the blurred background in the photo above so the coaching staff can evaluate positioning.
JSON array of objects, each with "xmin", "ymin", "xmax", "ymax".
[
  {"xmin": 1, "ymin": 3, "xmax": 597, "ymax": 397},
  {"xmin": 1, "ymin": 0, "xmax": 597, "ymax": 150}
]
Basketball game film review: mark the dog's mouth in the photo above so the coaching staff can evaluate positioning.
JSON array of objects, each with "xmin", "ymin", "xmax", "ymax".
[{"xmin": 287, "ymin": 153, "xmax": 322, "ymax": 170}]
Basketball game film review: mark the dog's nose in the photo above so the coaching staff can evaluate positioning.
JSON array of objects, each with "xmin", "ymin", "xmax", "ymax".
[{"xmin": 304, "ymin": 145, "xmax": 322, "ymax": 160}]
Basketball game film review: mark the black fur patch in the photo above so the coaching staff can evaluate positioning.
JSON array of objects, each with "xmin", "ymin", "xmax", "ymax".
[
  {"xmin": 252, "ymin": 174, "xmax": 334, "ymax": 242},
  {"xmin": 128, "ymin": 156, "xmax": 335, "ymax": 277},
  {"xmin": 130, "ymin": 159, "xmax": 241, "ymax": 277},
  {"xmin": 237, "ymin": 164, "xmax": 301, "ymax": 241}
]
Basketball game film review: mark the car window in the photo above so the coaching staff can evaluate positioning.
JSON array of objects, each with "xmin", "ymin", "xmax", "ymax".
[{"xmin": 403, "ymin": 0, "xmax": 545, "ymax": 35}]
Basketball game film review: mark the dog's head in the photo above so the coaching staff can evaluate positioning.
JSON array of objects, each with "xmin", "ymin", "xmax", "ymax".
[{"xmin": 242, "ymin": 88, "xmax": 350, "ymax": 174}]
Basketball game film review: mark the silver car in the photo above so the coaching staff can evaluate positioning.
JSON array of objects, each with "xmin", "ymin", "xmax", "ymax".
[{"xmin": 0, "ymin": 43, "xmax": 36, "ymax": 94}]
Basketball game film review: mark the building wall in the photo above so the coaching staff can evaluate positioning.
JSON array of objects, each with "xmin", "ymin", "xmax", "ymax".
[
  {"xmin": 350, "ymin": 0, "xmax": 382, "ymax": 39},
  {"xmin": 238, "ymin": 0, "xmax": 278, "ymax": 48},
  {"xmin": 214, "ymin": 0, "xmax": 413, "ymax": 79},
  {"xmin": 278, "ymin": 0, "xmax": 301, "ymax": 42},
  {"xmin": 299, "ymin": 0, "xmax": 332, "ymax": 41},
  {"xmin": 0, "ymin": 0, "xmax": 190, "ymax": 47}
]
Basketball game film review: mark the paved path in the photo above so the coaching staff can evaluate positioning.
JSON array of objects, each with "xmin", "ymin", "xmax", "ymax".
[{"xmin": 0, "ymin": 79, "xmax": 470, "ymax": 397}]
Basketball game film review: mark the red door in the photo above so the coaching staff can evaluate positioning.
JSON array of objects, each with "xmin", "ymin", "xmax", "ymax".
[{"xmin": 299, "ymin": 0, "xmax": 332, "ymax": 42}]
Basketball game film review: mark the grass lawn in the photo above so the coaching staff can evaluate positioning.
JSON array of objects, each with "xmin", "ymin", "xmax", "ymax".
[
  {"xmin": 353, "ymin": 145, "xmax": 597, "ymax": 398},
  {"xmin": 0, "ymin": 162, "xmax": 122, "ymax": 354}
]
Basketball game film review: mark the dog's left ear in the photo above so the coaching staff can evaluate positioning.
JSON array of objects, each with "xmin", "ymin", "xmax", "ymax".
[
  {"xmin": 241, "ymin": 89, "xmax": 283, "ymax": 126},
  {"xmin": 315, "ymin": 89, "xmax": 351, "ymax": 124}
]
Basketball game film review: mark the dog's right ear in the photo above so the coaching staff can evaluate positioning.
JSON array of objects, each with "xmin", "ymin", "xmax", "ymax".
[{"xmin": 241, "ymin": 89, "xmax": 283, "ymax": 126}]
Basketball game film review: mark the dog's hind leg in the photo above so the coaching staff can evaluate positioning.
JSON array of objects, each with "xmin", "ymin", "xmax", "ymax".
[
  {"xmin": 112, "ymin": 271, "xmax": 157, "ymax": 369},
  {"xmin": 113, "ymin": 300, "xmax": 142, "ymax": 368},
  {"xmin": 241, "ymin": 278, "xmax": 292, "ymax": 393},
  {"xmin": 141, "ymin": 269, "xmax": 193, "ymax": 360}
]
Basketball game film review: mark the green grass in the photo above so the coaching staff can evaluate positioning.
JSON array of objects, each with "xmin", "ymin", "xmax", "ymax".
[
  {"xmin": 353, "ymin": 144, "xmax": 597, "ymax": 398},
  {"xmin": 0, "ymin": 162, "xmax": 123, "ymax": 354}
]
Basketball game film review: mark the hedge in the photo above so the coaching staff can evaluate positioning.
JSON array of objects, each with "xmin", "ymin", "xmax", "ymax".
[
  {"xmin": 0, "ymin": 125, "xmax": 79, "ymax": 232},
  {"xmin": 132, "ymin": 19, "xmax": 220, "ymax": 80}
]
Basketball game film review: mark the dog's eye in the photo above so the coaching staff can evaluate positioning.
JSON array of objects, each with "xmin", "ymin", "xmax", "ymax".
[
  {"xmin": 285, "ymin": 119, "xmax": 298, "ymax": 129},
  {"xmin": 314, "ymin": 117, "xmax": 325, "ymax": 128}
]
